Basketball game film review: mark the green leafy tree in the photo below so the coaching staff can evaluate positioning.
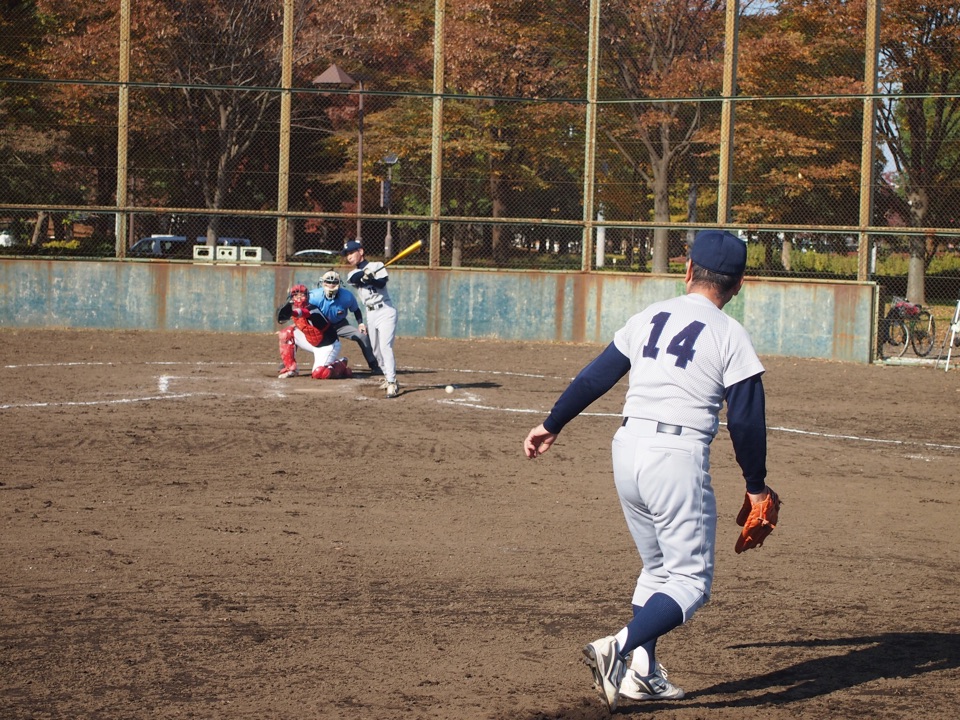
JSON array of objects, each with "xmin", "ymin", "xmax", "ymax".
[{"xmin": 876, "ymin": 0, "xmax": 960, "ymax": 303}]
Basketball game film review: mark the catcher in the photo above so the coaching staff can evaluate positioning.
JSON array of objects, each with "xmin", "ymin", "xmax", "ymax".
[
  {"xmin": 276, "ymin": 283, "xmax": 351, "ymax": 380},
  {"xmin": 523, "ymin": 229, "xmax": 781, "ymax": 712}
]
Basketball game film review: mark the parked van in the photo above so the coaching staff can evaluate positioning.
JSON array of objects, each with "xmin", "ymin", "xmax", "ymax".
[{"xmin": 129, "ymin": 235, "xmax": 192, "ymax": 258}]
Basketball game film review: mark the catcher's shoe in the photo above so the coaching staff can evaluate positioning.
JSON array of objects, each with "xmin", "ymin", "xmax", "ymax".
[
  {"xmin": 619, "ymin": 664, "xmax": 685, "ymax": 701},
  {"xmin": 278, "ymin": 367, "xmax": 298, "ymax": 379},
  {"xmin": 583, "ymin": 636, "xmax": 626, "ymax": 712}
]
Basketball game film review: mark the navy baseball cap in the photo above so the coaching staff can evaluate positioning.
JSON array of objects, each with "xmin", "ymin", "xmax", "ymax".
[
  {"xmin": 340, "ymin": 240, "xmax": 363, "ymax": 256},
  {"xmin": 689, "ymin": 230, "xmax": 747, "ymax": 276}
]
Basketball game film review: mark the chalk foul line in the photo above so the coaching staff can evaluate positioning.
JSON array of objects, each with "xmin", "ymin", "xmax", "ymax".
[{"xmin": 439, "ymin": 400, "xmax": 960, "ymax": 453}]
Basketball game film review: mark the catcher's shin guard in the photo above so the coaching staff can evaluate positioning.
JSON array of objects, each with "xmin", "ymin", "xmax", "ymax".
[
  {"xmin": 311, "ymin": 365, "xmax": 332, "ymax": 380},
  {"xmin": 279, "ymin": 327, "xmax": 297, "ymax": 375}
]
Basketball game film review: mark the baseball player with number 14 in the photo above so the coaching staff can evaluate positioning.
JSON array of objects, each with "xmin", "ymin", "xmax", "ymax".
[{"xmin": 524, "ymin": 229, "xmax": 780, "ymax": 712}]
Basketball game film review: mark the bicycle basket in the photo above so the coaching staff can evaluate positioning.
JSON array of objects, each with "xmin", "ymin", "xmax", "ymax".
[{"xmin": 891, "ymin": 296, "xmax": 920, "ymax": 317}]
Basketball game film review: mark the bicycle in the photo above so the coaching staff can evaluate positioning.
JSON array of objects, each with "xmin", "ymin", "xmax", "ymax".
[{"xmin": 878, "ymin": 296, "xmax": 936, "ymax": 360}]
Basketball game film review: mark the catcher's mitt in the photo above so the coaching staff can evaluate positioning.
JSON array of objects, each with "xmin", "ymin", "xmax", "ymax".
[{"xmin": 734, "ymin": 488, "xmax": 781, "ymax": 554}]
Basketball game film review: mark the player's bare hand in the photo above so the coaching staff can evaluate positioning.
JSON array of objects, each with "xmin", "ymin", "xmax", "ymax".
[
  {"xmin": 747, "ymin": 485, "xmax": 778, "ymax": 506},
  {"xmin": 524, "ymin": 424, "xmax": 557, "ymax": 458}
]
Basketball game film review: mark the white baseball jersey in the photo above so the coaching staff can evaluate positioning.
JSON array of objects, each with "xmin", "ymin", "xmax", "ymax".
[
  {"xmin": 347, "ymin": 262, "xmax": 393, "ymax": 309},
  {"xmin": 614, "ymin": 293, "xmax": 764, "ymax": 435}
]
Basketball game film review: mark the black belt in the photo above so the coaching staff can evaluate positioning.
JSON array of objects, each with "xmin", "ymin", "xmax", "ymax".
[
  {"xmin": 621, "ymin": 418, "xmax": 683, "ymax": 435},
  {"xmin": 367, "ymin": 302, "xmax": 384, "ymax": 310}
]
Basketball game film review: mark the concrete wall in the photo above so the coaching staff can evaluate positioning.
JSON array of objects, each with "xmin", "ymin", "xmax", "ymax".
[{"xmin": 0, "ymin": 259, "xmax": 877, "ymax": 363}]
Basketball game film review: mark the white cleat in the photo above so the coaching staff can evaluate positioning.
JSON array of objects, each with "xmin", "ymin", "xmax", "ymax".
[
  {"xmin": 619, "ymin": 663, "xmax": 685, "ymax": 701},
  {"xmin": 583, "ymin": 636, "xmax": 626, "ymax": 712}
]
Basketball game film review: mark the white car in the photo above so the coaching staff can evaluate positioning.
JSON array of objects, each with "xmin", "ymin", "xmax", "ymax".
[
  {"xmin": 292, "ymin": 248, "xmax": 339, "ymax": 262},
  {"xmin": 0, "ymin": 230, "xmax": 16, "ymax": 247}
]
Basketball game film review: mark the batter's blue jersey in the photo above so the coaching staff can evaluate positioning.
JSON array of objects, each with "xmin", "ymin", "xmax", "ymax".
[{"xmin": 309, "ymin": 288, "xmax": 361, "ymax": 324}]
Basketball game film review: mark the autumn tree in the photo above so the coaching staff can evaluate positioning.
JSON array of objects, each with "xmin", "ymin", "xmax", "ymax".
[
  {"xmin": 1, "ymin": 0, "xmax": 52, "ymax": 229},
  {"xmin": 2, "ymin": 0, "xmax": 121, "ymax": 243},
  {"xmin": 288, "ymin": 0, "xmax": 432, "ymax": 252},
  {"xmin": 734, "ymin": 0, "xmax": 866, "ymax": 270},
  {"xmin": 355, "ymin": 0, "xmax": 586, "ymax": 266},
  {"xmin": 596, "ymin": 0, "xmax": 727, "ymax": 273}
]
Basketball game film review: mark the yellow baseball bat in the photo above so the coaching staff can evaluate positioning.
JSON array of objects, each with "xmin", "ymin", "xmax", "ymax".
[{"xmin": 384, "ymin": 239, "xmax": 423, "ymax": 267}]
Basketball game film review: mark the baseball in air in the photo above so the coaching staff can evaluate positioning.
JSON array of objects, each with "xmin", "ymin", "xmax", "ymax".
[{"xmin": 445, "ymin": 385, "xmax": 455, "ymax": 394}]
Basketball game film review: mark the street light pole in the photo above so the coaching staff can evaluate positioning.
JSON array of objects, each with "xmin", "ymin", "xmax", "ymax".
[
  {"xmin": 313, "ymin": 63, "xmax": 365, "ymax": 243},
  {"xmin": 382, "ymin": 153, "xmax": 398, "ymax": 257}
]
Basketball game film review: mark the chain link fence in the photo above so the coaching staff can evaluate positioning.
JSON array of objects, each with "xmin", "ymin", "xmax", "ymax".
[{"xmin": 2, "ymin": 0, "xmax": 959, "ymax": 353}]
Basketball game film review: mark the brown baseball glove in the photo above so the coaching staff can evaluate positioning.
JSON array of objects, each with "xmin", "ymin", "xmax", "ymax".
[{"xmin": 735, "ymin": 488, "xmax": 781, "ymax": 554}]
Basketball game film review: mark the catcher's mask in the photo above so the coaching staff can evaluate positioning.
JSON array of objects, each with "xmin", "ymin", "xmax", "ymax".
[
  {"xmin": 321, "ymin": 271, "xmax": 341, "ymax": 299},
  {"xmin": 289, "ymin": 283, "xmax": 309, "ymax": 303}
]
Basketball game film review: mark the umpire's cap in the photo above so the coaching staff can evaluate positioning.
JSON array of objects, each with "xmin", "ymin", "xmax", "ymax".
[
  {"xmin": 690, "ymin": 230, "xmax": 747, "ymax": 276},
  {"xmin": 341, "ymin": 240, "xmax": 363, "ymax": 256}
]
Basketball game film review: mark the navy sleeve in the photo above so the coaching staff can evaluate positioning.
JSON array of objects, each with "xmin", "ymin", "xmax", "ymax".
[
  {"xmin": 356, "ymin": 261, "xmax": 388, "ymax": 289},
  {"xmin": 346, "ymin": 269, "xmax": 363, "ymax": 288},
  {"xmin": 724, "ymin": 373, "xmax": 768, "ymax": 494},
  {"xmin": 543, "ymin": 342, "xmax": 631, "ymax": 434}
]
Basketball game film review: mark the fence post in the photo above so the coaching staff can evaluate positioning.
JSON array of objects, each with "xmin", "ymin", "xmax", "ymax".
[
  {"xmin": 114, "ymin": 0, "xmax": 131, "ymax": 258},
  {"xmin": 428, "ymin": 0, "xmax": 445, "ymax": 269},
  {"xmin": 858, "ymin": 0, "xmax": 881, "ymax": 282},
  {"xmin": 580, "ymin": 0, "xmax": 601, "ymax": 271},
  {"xmin": 276, "ymin": 0, "xmax": 295, "ymax": 261},
  {"xmin": 716, "ymin": 0, "xmax": 740, "ymax": 225}
]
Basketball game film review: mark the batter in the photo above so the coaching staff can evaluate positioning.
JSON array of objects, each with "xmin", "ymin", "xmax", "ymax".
[
  {"xmin": 523, "ymin": 229, "xmax": 777, "ymax": 711},
  {"xmin": 341, "ymin": 240, "xmax": 400, "ymax": 398}
]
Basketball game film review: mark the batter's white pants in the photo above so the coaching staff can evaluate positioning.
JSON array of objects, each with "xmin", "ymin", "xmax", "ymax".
[
  {"xmin": 367, "ymin": 304, "xmax": 398, "ymax": 383},
  {"xmin": 612, "ymin": 418, "xmax": 716, "ymax": 623}
]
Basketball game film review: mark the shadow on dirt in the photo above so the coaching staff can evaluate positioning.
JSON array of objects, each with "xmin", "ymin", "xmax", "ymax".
[
  {"xmin": 400, "ymin": 381, "xmax": 502, "ymax": 396},
  {"xmin": 693, "ymin": 632, "xmax": 960, "ymax": 707},
  {"xmin": 504, "ymin": 632, "xmax": 960, "ymax": 718}
]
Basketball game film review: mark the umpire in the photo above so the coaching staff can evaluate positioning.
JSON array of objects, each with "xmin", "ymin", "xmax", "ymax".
[{"xmin": 309, "ymin": 271, "xmax": 382, "ymax": 375}]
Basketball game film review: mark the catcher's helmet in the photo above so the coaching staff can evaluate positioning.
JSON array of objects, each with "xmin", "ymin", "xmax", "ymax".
[
  {"xmin": 289, "ymin": 283, "xmax": 309, "ymax": 301},
  {"xmin": 321, "ymin": 271, "xmax": 341, "ymax": 299}
]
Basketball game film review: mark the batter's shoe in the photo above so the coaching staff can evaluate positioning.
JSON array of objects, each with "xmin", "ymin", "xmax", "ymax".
[
  {"xmin": 619, "ymin": 663, "xmax": 685, "ymax": 701},
  {"xmin": 583, "ymin": 636, "xmax": 626, "ymax": 712},
  {"xmin": 278, "ymin": 367, "xmax": 298, "ymax": 379},
  {"xmin": 386, "ymin": 382, "xmax": 399, "ymax": 398}
]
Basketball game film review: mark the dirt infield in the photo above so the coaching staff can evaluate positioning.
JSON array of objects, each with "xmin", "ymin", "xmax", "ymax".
[{"xmin": 2, "ymin": 328, "xmax": 959, "ymax": 720}]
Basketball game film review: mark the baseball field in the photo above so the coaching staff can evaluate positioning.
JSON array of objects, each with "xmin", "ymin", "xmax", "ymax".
[{"xmin": 2, "ymin": 328, "xmax": 959, "ymax": 719}]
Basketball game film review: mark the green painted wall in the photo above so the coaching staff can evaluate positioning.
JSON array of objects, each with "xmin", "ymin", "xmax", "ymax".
[{"xmin": 0, "ymin": 259, "xmax": 877, "ymax": 363}]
